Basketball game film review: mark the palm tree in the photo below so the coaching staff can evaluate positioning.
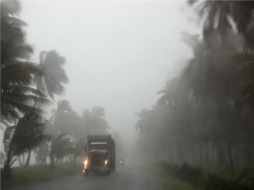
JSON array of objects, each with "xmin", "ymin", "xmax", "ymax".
[
  {"xmin": 86, "ymin": 107, "xmax": 109, "ymax": 135},
  {"xmin": 1, "ymin": 1, "xmax": 50, "ymax": 185},
  {"xmin": 192, "ymin": 1, "xmax": 254, "ymax": 109},
  {"xmin": 24, "ymin": 51, "xmax": 68, "ymax": 165},
  {"xmin": 193, "ymin": 0, "xmax": 254, "ymax": 48},
  {"xmin": 1, "ymin": 0, "xmax": 47, "ymax": 125},
  {"xmin": 1, "ymin": 0, "xmax": 32, "ymax": 67},
  {"xmin": 34, "ymin": 100, "xmax": 78, "ymax": 166},
  {"xmin": 50, "ymin": 133, "xmax": 74, "ymax": 168},
  {"xmin": 2, "ymin": 112, "xmax": 47, "ymax": 185},
  {"xmin": 34, "ymin": 50, "xmax": 69, "ymax": 99}
]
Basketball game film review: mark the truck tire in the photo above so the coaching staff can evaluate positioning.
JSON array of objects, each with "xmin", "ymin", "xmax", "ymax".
[{"xmin": 83, "ymin": 170, "xmax": 89, "ymax": 176}]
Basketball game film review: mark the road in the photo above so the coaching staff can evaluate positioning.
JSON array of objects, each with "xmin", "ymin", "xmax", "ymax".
[{"xmin": 11, "ymin": 165, "xmax": 165, "ymax": 190}]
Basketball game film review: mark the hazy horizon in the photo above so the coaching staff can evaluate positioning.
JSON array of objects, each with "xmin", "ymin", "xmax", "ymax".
[{"xmin": 20, "ymin": 0, "xmax": 198, "ymax": 142}]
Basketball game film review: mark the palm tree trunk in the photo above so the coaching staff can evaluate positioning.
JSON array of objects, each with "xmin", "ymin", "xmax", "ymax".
[
  {"xmin": 18, "ymin": 155, "xmax": 25, "ymax": 166},
  {"xmin": 40, "ymin": 156, "xmax": 46, "ymax": 165},
  {"xmin": 50, "ymin": 154, "xmax": 55, "ymax": 169},
  {"xmin": 205, "ymin": 145, "xmax": 210, "ymax": 173},
  {"xmin": 25, "ymin": 150, "xmax": 31, "ymax": 166},
  {"xmin": 227, "ymin": 141, "xmax": 234, "ymax": 172},
  {"xmin": 2, "ymin": 146, "xmax": 14, "ymax": 188}
]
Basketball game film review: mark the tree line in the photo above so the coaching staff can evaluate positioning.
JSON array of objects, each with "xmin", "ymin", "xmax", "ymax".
[
  {"xmin": 1, "ymin": 0, "xmax": 69, "ymax": 184},
  {"xmin": 136, "ymin": 0, "xmax": 254, "ymax": 173},
  {"xmin": 1, "ymin": 0, "xmax": 124, "ymax": 187}
]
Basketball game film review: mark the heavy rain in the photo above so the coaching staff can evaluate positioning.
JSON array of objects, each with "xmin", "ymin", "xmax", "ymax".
[{"xmin": 1, "ymin": 0, "xmax": 254, "ymax": 190}]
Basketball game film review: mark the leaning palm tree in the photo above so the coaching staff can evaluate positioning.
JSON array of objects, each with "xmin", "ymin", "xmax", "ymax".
[
  {"xmin": 1, "ymin": 0, "xmax": 47, "ymax": 125},
  {"xmin": 34, "ymin": 50, "xmax": 69, "ymax": 99},
  {"xmin": 2, "ymin": 112, "xmax": 47, "ymax": 186},
  {"xmin": 1, "ymin": 0, "xmax": 32, "ymax": 67},
  {"xmin": 190, "ymin": 1, "xmax": 254, "ymax": 108},
  {"xmin": 1, "ymin": 2, "xmax": 49, "ymax": 185},
  {"xmin": 31, "ymin": 51, "xmax": 68, "ymax": 165},
  {"xmin": 192, "ymin": 0, "xmax": 254, "ymax": 48}
]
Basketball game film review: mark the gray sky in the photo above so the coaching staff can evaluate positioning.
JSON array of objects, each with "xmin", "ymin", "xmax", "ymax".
[{"xmin": 20, "ymin": 0, "xmax": 198, "ymax": 142}]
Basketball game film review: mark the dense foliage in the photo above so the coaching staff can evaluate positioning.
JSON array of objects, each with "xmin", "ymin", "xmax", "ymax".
[
  {"xmin": 35, "ymin": 100, "xmax": 120, "ymax": 167},
  {"xmin": 1, "ymin": 0, "xmax": 47, "ymax": 124},
  {"xmin": 136, "ymin": 0, "xmax": 254, "ymax": 174},
  {"xmin": 1, "ymin": 0, "xmax": 69, "ymax": 186}
]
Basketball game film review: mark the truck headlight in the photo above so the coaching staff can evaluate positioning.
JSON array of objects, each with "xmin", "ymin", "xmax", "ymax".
[{"xmin": 84, "ymin": 159, "xmax": 88, "ymax": 169}]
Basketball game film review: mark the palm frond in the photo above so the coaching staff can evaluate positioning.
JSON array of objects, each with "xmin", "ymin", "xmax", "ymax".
[
  {"xmin": 1, "ymin": 0, "xmax": 21, "ymax": 15},
  {"xmin": 35, "ymin": 50, "xmax": 69, "ymax": 99},
  {"xmin": 196, "ymin": 0, "xmax": 254, "ymax": 48},
  {"xmin": 10, "ymin": 112, "xmax": 47, "ymax": 155},
  {"xmin": 1, "ymin": 85, "xmax": 49, "ymax": 122},
  {"xmin": 1, "ymin": 62, "xmax": 41, "ymax": 86}
]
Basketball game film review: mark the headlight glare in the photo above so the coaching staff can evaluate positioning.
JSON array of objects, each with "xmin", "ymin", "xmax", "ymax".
[{"xmin": 84, "ymin": 159, "xmax": 88, "ymax": 169}]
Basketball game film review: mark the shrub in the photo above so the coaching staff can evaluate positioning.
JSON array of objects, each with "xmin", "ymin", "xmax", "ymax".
[{"xmin": 157, "ymin": 162, "xmax": 254, "ymax": 190}]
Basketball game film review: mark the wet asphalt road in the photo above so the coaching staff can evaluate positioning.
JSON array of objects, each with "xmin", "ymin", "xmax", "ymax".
[{"xmin": 11, "ymin": 166, "xmax": 165, "ymax": 190}]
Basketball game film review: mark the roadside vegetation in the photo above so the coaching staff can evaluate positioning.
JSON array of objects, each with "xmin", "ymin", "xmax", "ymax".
[
  {"xmin": 1, "ymin": 0, "xmax": 70, "ymax": 186},
  {"xmin": 9, "ymin": 163, "xmax": 81, "ymax": 187},
  {"xmin": 0, "ymin": 0, "xmax": 124, "ymax": 188},
  {"xmin": 137, "ymin": 0, "xmax": 254, "ymax": 189},
  {"xmin": 152, "ymin": 165, "xmax": 201, "ymax": 190},
  {"xmin": 154, "ymin": 162, "xmax": 254, "ymax": 190}
]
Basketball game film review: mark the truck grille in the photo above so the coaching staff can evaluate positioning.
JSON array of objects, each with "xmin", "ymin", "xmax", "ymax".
[{"xmin": 90, "ymin": 153, "xmax": 102, "ymax": 166}]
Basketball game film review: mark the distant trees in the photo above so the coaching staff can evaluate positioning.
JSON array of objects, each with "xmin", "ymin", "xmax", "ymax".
[
  {"xmin": 49, "ymin": 133, "xmax": 74, "ymax": 168},
  {"xmin": 33, "ymin": 99, "xmax": 111, "ymax": 167},
  {"xmin": 137, "ymin": 1, "xmax": 254, "ymax": 173},
  {"xmin": 82, "ymin": 106, "xmax": 109, "ymax": 135}
]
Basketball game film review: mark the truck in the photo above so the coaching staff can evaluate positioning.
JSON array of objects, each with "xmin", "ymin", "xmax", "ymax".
[{"xmin": 82, "ymin": 135, "xmax": 115, "ymax": 175}]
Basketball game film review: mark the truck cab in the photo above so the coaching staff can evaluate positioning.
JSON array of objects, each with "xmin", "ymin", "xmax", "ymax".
[{"xmin": 83, "ymin": 135, "xmax": 115, "ymax": 175}]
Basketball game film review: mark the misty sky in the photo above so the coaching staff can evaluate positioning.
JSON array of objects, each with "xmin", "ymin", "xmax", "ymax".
[{"xmin": 21, "ymin": 0, "xmax": 198, "ymax": 142}]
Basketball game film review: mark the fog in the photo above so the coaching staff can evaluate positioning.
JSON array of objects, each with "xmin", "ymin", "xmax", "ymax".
[
  {"xmin": 21, "ymin": 0, "xmax": 197, "ymax": 142},
  {"xmin": 3, "ymin": 1, "xmax": 254, "ymax": 189}
]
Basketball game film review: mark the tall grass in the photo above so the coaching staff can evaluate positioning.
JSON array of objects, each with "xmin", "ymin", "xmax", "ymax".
[
  {"xmin": 9, "ymin": 163, "xmax": 81, "ymax": 187},
  {"xmin": 155, "ymin": 162, "xmax": 254, "ymax": 190}
]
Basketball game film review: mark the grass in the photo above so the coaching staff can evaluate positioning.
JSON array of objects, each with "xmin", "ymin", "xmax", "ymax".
[
  {"xmin": 151, "ymin": 166, "xmax": 202, "ymax": 190},
  {"xmin": 9, "ymin": 163, "xmax": 81, "ymax": 187}
]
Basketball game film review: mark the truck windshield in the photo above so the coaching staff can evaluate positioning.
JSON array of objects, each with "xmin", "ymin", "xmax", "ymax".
[{"xmin": 89, "ymin": 142, "xmax": 108, "ymax": 151}]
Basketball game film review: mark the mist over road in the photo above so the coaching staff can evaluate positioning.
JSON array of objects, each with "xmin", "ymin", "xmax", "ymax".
[{"xmin": 11, "ymin": 165, "xmax": 165, "ymax": 190}]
